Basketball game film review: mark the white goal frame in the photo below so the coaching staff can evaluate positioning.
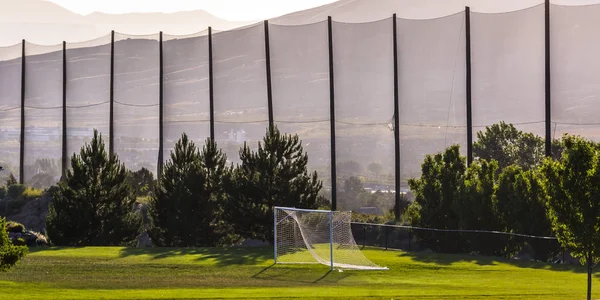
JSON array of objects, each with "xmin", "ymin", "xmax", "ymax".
[{"xmin": 274, "ymin": 206, "xmax": 388, "ymax": 271}]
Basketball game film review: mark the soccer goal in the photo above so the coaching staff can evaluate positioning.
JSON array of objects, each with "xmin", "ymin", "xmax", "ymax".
[{"xmin": 274, "ymin": 206, "xmax": 388, "ymax": 271}]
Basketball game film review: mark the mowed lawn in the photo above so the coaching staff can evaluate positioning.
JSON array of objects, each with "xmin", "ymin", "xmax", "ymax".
[{"xmin": 0, "ymin": 246, "xmax": 599, "ymax": 299}]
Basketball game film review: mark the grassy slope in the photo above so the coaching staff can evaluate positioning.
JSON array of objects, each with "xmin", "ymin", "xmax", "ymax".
[{"xmin": 0, "ymin": 247, "xmax": 598, "ymax": 299}]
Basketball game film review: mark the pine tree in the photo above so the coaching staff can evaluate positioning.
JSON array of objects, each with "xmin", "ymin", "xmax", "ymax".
[
  {"xmin": 0, "ymin": 217, "xmax": 27, "ymax": 272},
  {"xmin": 148, "ymin": 134, "xmax": 232, "ymax": 246},
  {"xmin": 227, "ymin": 125, "xmax": 324, "ymax": 243},
  {"xmin": 199, "ymin": 137, "xmax": 236, "ymax": 245},
  {"xmin": 45, "ymin": 129, "xmax": 141, "ymax": 246}
]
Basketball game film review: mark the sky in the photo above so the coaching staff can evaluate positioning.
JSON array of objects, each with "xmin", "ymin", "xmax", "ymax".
[{"xmin": 47, "ymin": 0, "xmax": 338, "ymax": 21}]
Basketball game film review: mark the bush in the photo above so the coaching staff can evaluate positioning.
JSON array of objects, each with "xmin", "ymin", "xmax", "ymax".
[
  {"xmin": 6, "ymin": 221, "xmax": 24, "ymax": 233},
  {"xmin": 22, "ymin": 187, "xmax": 43, "ymax": 201},
  {"xmin": 0, "ymin": 217, "xmax": 28, "ymax": 272},
  {"xmin": 0, "ymin": 187, "xmax": 6, "ymax": 200}
]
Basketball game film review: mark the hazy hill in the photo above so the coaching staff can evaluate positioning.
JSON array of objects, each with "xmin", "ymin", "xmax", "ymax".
[{"xmin": 0, "ymin": 0, "xmax": 254, "ymax": 46}]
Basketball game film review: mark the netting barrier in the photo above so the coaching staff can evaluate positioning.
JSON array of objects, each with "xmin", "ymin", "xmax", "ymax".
[
  {"xmin": 212, "ymin": 23, "xmax": 269, "ymax": 165},
  {"xmin": 275, "ymin": 206, "xmax": 388, "ymax": 270},
  {"xmin": 113, "ymin": 33, "xmax": 160, "ymax": 174},
  {"xmin": 24, "ymin": 42, "xmax": 63, "ymax": 188},
  {"xmin": 351, "ymin": 222, "xmax": 563, "ymax": 263},
  {"xmin": 66, "ymin": 35, "xmax": 111, "ymax": 163},
  {"xmin": 163, "ymin": 31, "xmax": 211, "ymax": 159},
  {"xmin": 471, "ymin": 5, "xmax": 546, "ymax": 143},
  {"xmin": 333, "ymin": 18, "xmax": 395, "ymax": 212},
  {"xmin": 4, "ymin": 4, "xmax": 600, "ymax": 215},
  {"xmin": 550, "ymin": 3, "xmax": 600, "ymax": 142},
  {"xmin": 396, "ymin": 12, "xmax": 467, "ymax": 188},
  {"xmin": 0, "ymin": 44, "xmax": 22, "ymax": 182},
  {"xmin": 269, "ymin": 21, "xmax": 331, "ymax": 192}
]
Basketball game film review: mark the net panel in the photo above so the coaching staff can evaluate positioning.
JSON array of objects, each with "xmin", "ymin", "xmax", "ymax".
[
  {"xmin": 24, "ymin": 43, "xmax": 63, "ymax": 188},
  {"xmin": 396, "ymin": 13, "xmax": 467, "ymax": 190},
  {"xmin": 163, "ymin": 32, "xmax": 210, "ymax": 160},
  {"xmin": 471, "ymin": 6, "xmax": 546, "ymax": 150},
  {"xmin": 113, "ymin": 33, "xmax": 160, "ymax": 174},
  {"xmin": 551, "ymin": 4, "xmax": 600, "ymax": 143},
  {"xmin": 213, "ymin": 23, "xmax": 269, "ymax": 165},
  {"xmin": 275, "ymin": 207, "xmax": 387, "ymax": 270},
  {"xmin": 333, "ymin": 18, "xmax": 396, "ymax": 213},
  {"xmin": 66, "ymin": 35, "xmax": 111, "ymax": 162},
  {"xmin": 269, "ymin": 21, "xmax": 331, "ymax": 193},
  {"xmin": 0, "ymin": 44, "xmax": 22, "ymax": 182}
]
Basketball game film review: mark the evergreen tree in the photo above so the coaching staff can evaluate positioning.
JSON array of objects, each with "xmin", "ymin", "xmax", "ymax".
[
  {"xmin": 0, "ymin": 217, "xmax": 27, "ymax": 272},
  {"xmin": 148, "ymin": 134, "xmax": 232, "ymax": 246},
  {"xmin": 45, "ymin": 129, "xmax": 141, "ymax": 246},
  {"xmin": 227, "ymin": 126, "xmax": 324, "ymax": 243}
]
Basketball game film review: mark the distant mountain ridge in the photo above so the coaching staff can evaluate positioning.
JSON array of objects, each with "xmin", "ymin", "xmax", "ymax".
[{"xmin": 0, "ymin": 0, "xmax": 254, "ymax": 46}]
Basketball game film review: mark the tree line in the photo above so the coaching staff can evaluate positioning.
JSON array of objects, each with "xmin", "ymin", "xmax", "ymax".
[
  {"xmin": 407, "ymin": 122, "xmax": 600, "ymax": 300},
  {"xmin": 45, "ymin": 126, "xmax": 325, "ymax": 247}
]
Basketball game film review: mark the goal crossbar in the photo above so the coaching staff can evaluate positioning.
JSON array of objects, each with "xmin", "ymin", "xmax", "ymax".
[{"xmin": 274, "ymin": 206, "xmax": 388, "ymax": 271}]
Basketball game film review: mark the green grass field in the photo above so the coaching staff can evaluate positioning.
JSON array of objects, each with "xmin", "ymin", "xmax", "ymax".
[{"xmin": 0, "ymin": 246, "xmax": 598, "ymax": 299}]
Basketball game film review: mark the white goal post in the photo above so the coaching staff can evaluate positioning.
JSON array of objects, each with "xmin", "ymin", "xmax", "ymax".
[{"xmin": 274, "ymin": 206, "xmax": 388, "ymax": 271}]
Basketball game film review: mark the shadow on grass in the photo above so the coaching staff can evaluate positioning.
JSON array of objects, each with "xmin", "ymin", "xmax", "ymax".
[
  {"xmin": 252, "ymin": 265, "xmax": 347, "ymax": 284},
  {"xmin": 119, "ymin": 246, "xmax": 272, "ymax": 267},
  {"xmin": 397, "ymin": 250, "xmax": 600, "ymax": 277}
]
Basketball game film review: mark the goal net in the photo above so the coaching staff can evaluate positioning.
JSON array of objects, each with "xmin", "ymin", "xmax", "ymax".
[{"xmin": 274, "ymin": 206, "xmax": 388, "ymax": 270}]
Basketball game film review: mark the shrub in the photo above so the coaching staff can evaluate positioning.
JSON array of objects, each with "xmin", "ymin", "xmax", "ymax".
[
  {"xmin": 0, "ymin": 217, "xmax": 28, "ymax": 272},
  {"xmin": 6, "ymin": 221, "xmax": 24, "ymax": 233},
  {"xmin": 22, "ymin": 187, "xmax": 43, "ymax": 201},
  {"xmin": 0, "ymin": 187, "xmax": 6, "ymax": 200}
]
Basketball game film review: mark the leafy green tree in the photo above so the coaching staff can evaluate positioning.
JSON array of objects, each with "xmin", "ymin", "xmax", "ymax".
[
  {"xmin": 459, "ymin": 159, "xmax": 506, "ymax": 256},
  {"xmin": 227, "ymin": 126, "xmax": 324, "ymax": 243},
  {"xmin": 407, "ymin": 145, "xmax": 466, "ymax": 253},
  {"xmin": 0, "ymin": 217, "xmax": 27, "ymax": 272},
  {"xmin": 126, "ymin": 167, "xmax": 155, "ymax": 198},
  {"xmin": 539, "ymin": 135, "xmax": 600, "ymax": 300},
  {"xmin": 45, "ymin": 129, "xmax": 141, "ymax": 246},
  {"xmin": 474, "ymin": 122, "xmax": 563, "ymax": 171},
  {"xmin": 495, "ymin": 166, "xmax": 558, "ymax": 261},
  {"xmin": 149, "ymin": 134, "xmax": 232, "ymax": 247},
  {"xmin": 474, "ymin": 122, "xmax": 544, "ymax": 171}
]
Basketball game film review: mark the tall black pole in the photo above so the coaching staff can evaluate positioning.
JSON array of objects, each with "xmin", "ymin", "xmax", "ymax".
[
  {"xmin": 158, "ymin": 31, "xmax": 164, "ymax": 177},
  {"xmin": 465, "ymin": 7, "xmax": 473, "ymax": 166},
  {"xmin": 328, "ymin": 16, "xmax": 337, "ymax": 211},
  {"xmin": 19, "ymin": 40, "xmax": 25, "ymax": 184},
  {"xmin": 264, "ymin": 20, "xmax": 274, "ymax": 128},
  {"xmin": 392, "ymin": 14, "xmax": 401, "ymax": 221},
  {"xmin": 62, "ymin": 41, "xmax": 67, "ymax": 178},
  {"xmin": 545, "ymin": 0, "xmax": 552, "ymax": 157},
  {"xmin": 208, "ymin": 27, "xmax": 215, "ymax": 141},
  {"xmin": 109, "ymin": 30, "xmax": 115, "ymax": 158}
]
